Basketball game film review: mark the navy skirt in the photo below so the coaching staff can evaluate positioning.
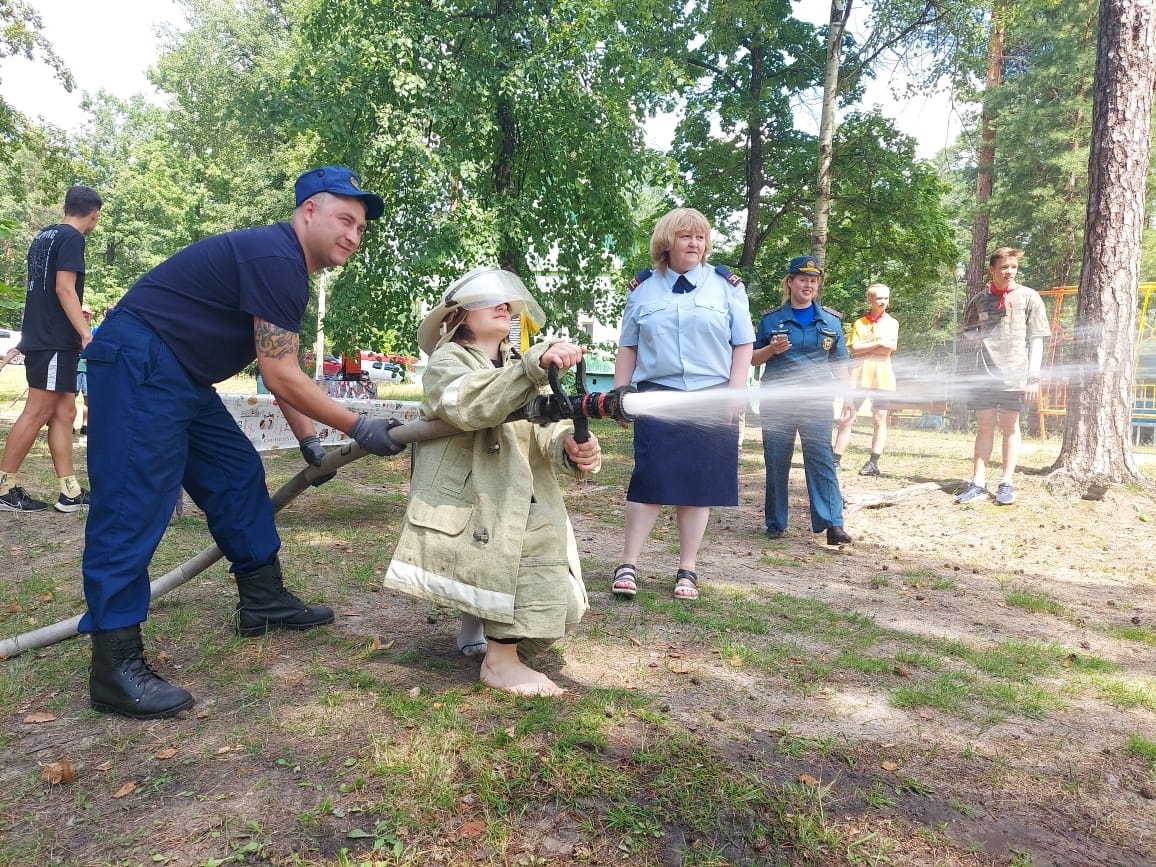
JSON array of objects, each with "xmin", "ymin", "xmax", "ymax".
[{"xmin": 626, "ymin": 382, "xmax": 740, "ymax": 507}]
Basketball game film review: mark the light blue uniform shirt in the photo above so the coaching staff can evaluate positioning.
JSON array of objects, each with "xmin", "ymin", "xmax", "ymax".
[{"xmin": 618, "ymin": 263, "xmax": 755, "ymax": 390}]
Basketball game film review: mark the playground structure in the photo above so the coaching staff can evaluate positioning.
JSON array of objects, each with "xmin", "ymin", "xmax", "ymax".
[{"xmin": 1036, "ymin": 282, "xmax": 1156, "ymax": 441}]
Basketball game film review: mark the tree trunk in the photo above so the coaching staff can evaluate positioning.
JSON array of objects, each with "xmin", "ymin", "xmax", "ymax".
[
  {"xmin": 954, "ymin": 8, "xmax": 1006, "ymax": 432},
  {"xmin": 964, "ymin": 7, "xmax": 1005, "ymax": 303},
  {"xmin": 811, "ymin": 0, "xmax": 851, "ymax": 266},
  {"xmin": 1051, "ymin": 0, "xmax": 1155, "ymax": 494},
  {"xmin": 739, "ymin": 34, "xmax": 764, "ymax": 272}
]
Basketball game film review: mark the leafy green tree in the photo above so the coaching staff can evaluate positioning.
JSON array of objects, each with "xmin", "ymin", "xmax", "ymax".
[
  {"xmin": 820, "ymin": 112, "xmax": 958, "ymax": 347},
  {"xmin": 672, "ymin": 0, "xmax": 822, "ymax": 297},
  {"xmin": 150, "ymin": 0, "xmax": 311, "ymax": 234},
  {"xmin": 284, "ymin": 0, "xmax": 680, "ymax": 353},
  {"xmin": 984, "ymin": 0, "xmax": 1099, "ymax": 289},
  {"xmin": 0, "ymin": 0, "xmax": 74, "ymax": 163}
]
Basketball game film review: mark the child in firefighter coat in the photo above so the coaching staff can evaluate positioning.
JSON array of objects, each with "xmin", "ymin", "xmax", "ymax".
[{"xmin": 384, "ymin": 268, "xmax": 600, "ymax": 696}]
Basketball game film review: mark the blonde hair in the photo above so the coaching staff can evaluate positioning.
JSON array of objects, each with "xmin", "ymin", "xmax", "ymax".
[
  {"xmin": 650, "ymin": 208, "xmax": 712, "ymax": 273},
  {"xmin": 865, "ymin": 283, "xmax": 891, "ymax": 301}
]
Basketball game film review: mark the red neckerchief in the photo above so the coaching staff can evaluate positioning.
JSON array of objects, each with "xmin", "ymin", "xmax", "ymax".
[
  {"xmin": 865, "ymin": 310, "xmax": 885, "ymax": 324},
  {"xmin": 990, "ymin": 284, "xmax": 1013, "ymax": 309}
]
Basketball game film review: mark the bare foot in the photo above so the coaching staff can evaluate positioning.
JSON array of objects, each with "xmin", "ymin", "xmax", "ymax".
[{"xmin": 479, "ymin": 642, "xmax": 564, "ymax": 697}]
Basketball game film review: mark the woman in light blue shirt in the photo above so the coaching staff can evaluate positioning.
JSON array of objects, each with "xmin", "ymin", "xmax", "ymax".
[{"xmin": 611, "ymin": 208, "xmax": 754, "ymax": 601}]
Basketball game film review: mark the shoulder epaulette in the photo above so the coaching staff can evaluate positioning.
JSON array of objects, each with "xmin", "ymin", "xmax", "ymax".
[
  {"xmin": 628, "ymin": 269, "xmax": 653, "ymax": 292},
  {"xmin": 714, "ymin": 264, "xmax": 743, "ymax": 287},
  {"xmin": 821, "ymin": 305, "xmax": 844, "ymax": 320},
  {"xmin": 759, "ymin": 305, "xmax": 783, "ymax": 317}
]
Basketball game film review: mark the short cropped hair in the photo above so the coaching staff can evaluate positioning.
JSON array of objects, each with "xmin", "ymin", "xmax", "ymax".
[
  {"xmin": 989, "ymin": 246, "xmax": 1023, "ymax": 267},
  {"xmin": 64, "ymin": 186, "xmax": 102, "ymax": 218},
  {"xmin": 866, "ymin": 283, "xmax": 891, "ymax": 301},
  {"xmin": 650, "ymin": 207, "xmax": 712, "ymax": 272}
]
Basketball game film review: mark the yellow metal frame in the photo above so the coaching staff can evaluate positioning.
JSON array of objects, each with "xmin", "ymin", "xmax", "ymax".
[{"xmin": 1035, "ymin": 282, "xmax": 1156, "ymax": 437}]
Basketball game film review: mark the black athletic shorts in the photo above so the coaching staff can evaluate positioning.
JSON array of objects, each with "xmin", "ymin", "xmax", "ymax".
[
  {"xmin": 970, "ymin": 386, "xmax": 1025, "ymax": 413},
  {"xmin": 23, "ymin": 349, "xmax": 79, "ymax": 393}
]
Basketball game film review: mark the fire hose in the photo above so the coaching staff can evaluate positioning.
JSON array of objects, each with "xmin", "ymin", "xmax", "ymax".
[{"xmin": 0, "ymin": 364, "xmax": 634, "ymax": 659}]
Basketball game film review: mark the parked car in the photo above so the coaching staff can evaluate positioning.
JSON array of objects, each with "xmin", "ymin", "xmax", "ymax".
[
  {"xmin": 366, "ymin": 360, "xmax": 406, "ymax": 383},
  {"xmin": 0, "ymin": 328, "xmax": 22, "ymax": 364},
  {"xmin": 303, "ymin": 352, "xmax": 342, "ymax": 377}
]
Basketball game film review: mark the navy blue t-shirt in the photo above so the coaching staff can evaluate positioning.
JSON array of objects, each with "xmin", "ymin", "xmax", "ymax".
[
  {"xmin": 21, "ymin": 223, "xmax": 87, "ymax": 351},
  {"xmin": 119, "ymin": 223, "xmax": 309, "ymax": 384}
]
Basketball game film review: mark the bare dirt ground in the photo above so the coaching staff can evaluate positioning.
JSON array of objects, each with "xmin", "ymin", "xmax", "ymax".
[
  {"xmin": 1, "ymin": 408, "xmax": 1155, "ymax": 865},
  {"xmin": 556, "ymin": 429, "xmax": 1156, "ymax": 865}
]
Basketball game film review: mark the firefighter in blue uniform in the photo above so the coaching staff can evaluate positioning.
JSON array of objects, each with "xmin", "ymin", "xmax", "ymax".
[
  {"xmin": 78, "ymin": 167, "xmax": 404, "ymax": 720},
  {"xmin": 752, "ymin": 255, "xmax": 854, "ymax": 545}
]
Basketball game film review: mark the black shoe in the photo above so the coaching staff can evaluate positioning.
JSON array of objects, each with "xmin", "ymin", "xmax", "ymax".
[
  {"xmin": 0, "ymin": 486, "xmax": 49, "ymax": 511},
  {"xmin": 90, "ymin": 626, "xmax": 194, "ymax": 720},
  {"xmin": 764, "ymin": 528, "xmax": 783, "ymax": 539},
  {"xmin": 55, "ymin": 489, "xmax": 90, "ymax": 512},
  {"xmin": 858, "ymin": 460, "xmax": 880, "ymax": 477},
  {"xmin": 235, "ymin": 557, "xmax": 335, "ymax": 637},
  {"xmin": 826, "ymin": 526, "xmax": 853, "ymax": 546}
]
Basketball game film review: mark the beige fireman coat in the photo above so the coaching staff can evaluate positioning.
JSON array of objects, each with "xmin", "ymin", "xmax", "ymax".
[{"xmin": 384, "ymin": 339, "xmax": 596, "ymax": 625}]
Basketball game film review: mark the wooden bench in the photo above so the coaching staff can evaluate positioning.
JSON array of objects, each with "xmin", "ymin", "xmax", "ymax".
[{"xmin": 886, "ymin": 401, "xmax": 948, "ymax": 430}]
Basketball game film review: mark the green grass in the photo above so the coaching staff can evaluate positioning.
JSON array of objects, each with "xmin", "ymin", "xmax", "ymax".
[
  {"xmin": 1004, "ymin": 586, "xmax": 1069, "ymax": 618},
  {"xmin": 1101, "ymin": 624, "xmax": 1156, "ymax": 646},
  {"xmin": 1125, "ymin": 733, "xmax": 1156, "ymax": 769}
]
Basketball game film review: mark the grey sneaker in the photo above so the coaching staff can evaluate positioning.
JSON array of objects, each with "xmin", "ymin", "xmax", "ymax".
[
  {"xmin": 995, "ymin": 482, "xmax": 1016, "ymax": 505},
  {"xmin": 954, "ymin": 483, "xmax": 990, "ymax": 504},
  {"xmin": 55, "ymin": 489, "xmax": 90, "ymax": 513},
  {"xmin": 0, "ymin": 486, "xmax": 49, "ymax": 512},
  {"xmin": 859, "ymin": 460, "xmax": 880, "ymax": 476}
]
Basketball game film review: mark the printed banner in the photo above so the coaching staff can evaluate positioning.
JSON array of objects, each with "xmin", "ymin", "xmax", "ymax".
[{"xmin": 220, "ymin": 392, "xmax": 423, "ymax": 453}]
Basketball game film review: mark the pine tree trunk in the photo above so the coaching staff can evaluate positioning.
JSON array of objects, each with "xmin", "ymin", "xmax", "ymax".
[
  {"xmin": 811, "ymin": 0, "xmax": 851, "ymax": 266},
  {"xmin": 1052, "ymin": 0, "xmax": 1155, "ymax": 495},
  {"xmin": 964, "ymin": 8, "xmax": 1005, "ymax": 303},
  {"xmin": 954, "ymin": 9, "xmax": 1005, "ymax": 431}
]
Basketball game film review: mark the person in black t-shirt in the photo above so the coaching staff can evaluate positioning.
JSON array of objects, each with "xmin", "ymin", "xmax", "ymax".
[{"xmin": 0, "ymin": 185, "xmax": 102, "ymax": 513}]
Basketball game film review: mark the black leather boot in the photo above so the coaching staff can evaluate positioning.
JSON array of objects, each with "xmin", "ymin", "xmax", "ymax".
[
  {"xmin": 235, "ymin": 557, "xmax": 335, "ymax": 637},
  {"xmin": 89, "ymin": 626, "xmax": 195, "ymax": 720}
]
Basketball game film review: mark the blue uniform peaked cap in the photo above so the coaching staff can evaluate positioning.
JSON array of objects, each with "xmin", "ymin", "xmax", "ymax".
[{"xmin": 787, "ymin": 255, "xmax": 822, "ymax": 276}]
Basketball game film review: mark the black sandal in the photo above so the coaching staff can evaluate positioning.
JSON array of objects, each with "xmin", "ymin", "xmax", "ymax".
[
  {"xmin": 673, "ymin": 568, "xmax": 699, "ymax": 601},
  {"xmin": 611, "ymin": 563, "xmax": 637, "ymax": 597}
]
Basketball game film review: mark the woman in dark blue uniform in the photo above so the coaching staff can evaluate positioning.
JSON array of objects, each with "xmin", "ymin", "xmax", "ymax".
[{"xmin": 752, "ymin": 256, "xmax": 854, "ymax": 545}]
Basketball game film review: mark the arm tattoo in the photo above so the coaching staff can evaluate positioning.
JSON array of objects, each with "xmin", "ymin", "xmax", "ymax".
[{"xmin": 254, "ymin": 318, "xmax": 300, "ymax": 360}]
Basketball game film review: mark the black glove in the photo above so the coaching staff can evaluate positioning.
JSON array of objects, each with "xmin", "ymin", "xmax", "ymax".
[
  {"xmin": 298, "ymin": 435, "xmax": 327, "ymax": 468},
  {"xmin": 349, "ymin": 416, "xmax": 406, "ymax": 456}
]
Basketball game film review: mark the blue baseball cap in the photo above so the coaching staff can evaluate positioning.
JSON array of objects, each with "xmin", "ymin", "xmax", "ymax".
[
  {"xmin": 294, "ymin": 166, "xmax": 384, "ymax": 220},
  {"xmin": 788, "ymin": 255, "xmax": 823, "ymax": 276}
]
